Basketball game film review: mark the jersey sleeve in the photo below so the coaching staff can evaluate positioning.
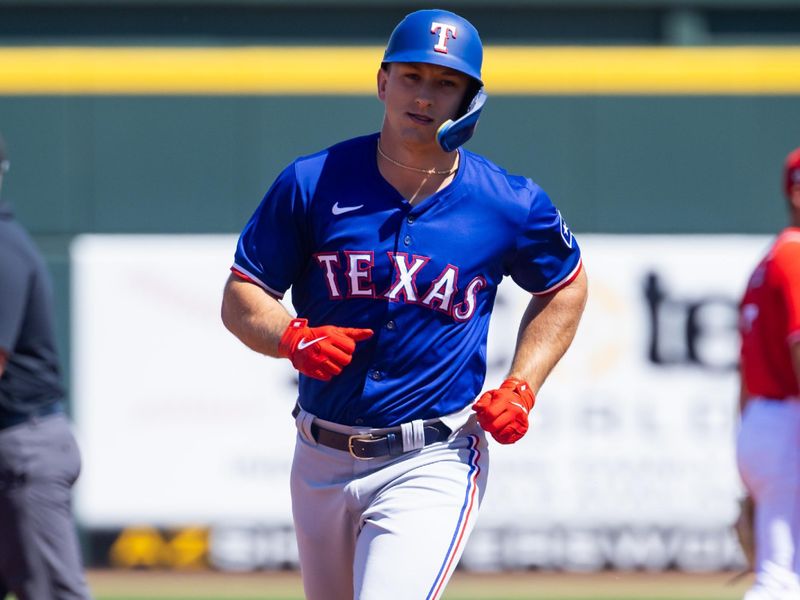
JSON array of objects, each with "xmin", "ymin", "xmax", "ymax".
[
  {"xmin": 232, "ymin": 162, "xmax": 310, "ymax": 298},
  {"xmin": 508, "ymin": 186, "xmax": 582, "ymax": 295},
  {"xmin": 772, "ymin": 237, "xmax": 800, "ymax": 344},
  {"xmin": 0, "ymin": 246, "xmax": 28, "ymax": 353}
]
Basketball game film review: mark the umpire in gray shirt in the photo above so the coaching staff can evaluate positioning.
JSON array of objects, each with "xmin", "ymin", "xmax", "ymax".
[{"xmin": 0, "ymin": 134, "xmax": 92, "ymax": 599}]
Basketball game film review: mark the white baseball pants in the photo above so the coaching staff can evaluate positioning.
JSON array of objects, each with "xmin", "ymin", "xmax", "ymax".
[
  {"xmin": 290, "ymin": 407, "xmax": 489, "ymax": 600},
  {"xmin": 737, "ymin": 398, "xmax": 800, "ymax": 600}
]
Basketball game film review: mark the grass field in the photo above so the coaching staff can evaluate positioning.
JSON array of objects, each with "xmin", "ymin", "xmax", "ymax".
[{"xmin": 85, "ymin": 569, "xmax": 752, "ymax": 600}]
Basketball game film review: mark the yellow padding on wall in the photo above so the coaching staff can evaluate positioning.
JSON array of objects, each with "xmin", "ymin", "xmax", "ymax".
[{"xmin": 1, "ymin": 46, "xmax": 799, "ymax": 95}]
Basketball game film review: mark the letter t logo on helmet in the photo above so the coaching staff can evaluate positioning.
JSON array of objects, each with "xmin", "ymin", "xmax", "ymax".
[
  {"xmin": 382, "ymin": 9, "xmax": 487, "ymax": 152},
  {"xmin": 431, "ymin": 22, "xmax": 457, "ymax": 54}
]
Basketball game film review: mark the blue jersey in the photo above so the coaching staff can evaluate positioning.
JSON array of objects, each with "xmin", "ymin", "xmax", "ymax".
[{"xmin": 233, "ymin": 133, "xmax": 581, "ymax": 427}]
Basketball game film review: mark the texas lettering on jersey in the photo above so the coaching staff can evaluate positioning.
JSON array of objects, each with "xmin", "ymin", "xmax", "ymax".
[{"xmin": 313, "ymin": 250, "xmax": 485, "ymax": 322}]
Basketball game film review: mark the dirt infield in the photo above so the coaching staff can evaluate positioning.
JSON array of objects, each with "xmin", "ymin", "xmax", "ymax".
[
  {"xmin": 86, "ymin": 568, "xmax": 752, "ymax": 599},
  {"xmin": 447, "ymin": 571, "xmax": 750, "ymax": 599}
]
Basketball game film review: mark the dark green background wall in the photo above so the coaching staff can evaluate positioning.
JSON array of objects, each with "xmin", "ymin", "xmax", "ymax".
[
  {"xmin": 2, "ymin": 0, "xmax": 800, "ymax": 46},
  {"xmin": 2, "ymin": 95, "xmax": 799, "ymax": 238}
]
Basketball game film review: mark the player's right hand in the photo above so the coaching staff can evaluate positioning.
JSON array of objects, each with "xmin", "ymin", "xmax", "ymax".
[
  {"xmin": 472, "ymin": 378, "xmax": 536, "ymax": 444},
  {"xmin": 278, "ymin": 318, "xmax": 373, "ymax": 381}
]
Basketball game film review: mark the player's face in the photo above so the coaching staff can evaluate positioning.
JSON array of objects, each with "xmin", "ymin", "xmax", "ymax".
[{"xmin": 378, "ymin": 62, "xmax": 470, "ymax": 148}]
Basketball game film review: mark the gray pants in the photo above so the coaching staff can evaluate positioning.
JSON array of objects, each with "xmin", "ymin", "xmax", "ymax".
[{"xmin": 0, "ymin": 413, "xmax": 92, "ymax": 599}]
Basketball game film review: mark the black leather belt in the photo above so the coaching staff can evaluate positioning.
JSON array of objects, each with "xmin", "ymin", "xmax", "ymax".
[
  {"xmin": 0, "ymin": 402, "xmax": 63, "ymax": 432},
  {"xmin": 292, "ymin": 405, "xmax": 451, "ymax": 460}
]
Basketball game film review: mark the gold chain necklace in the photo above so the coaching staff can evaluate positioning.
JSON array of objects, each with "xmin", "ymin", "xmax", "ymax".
[{"xmin": 377, "ymin": 142, "xmax": 457, "ymax": 176}]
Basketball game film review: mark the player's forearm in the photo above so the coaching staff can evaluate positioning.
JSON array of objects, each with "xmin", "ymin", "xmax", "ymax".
[
  {"xmin": 507, "ymin": 268, "xmax": 588, "ymax": 393},
  {"xmin": 220, "ymin": 274, "xmax": 293, "ymax": 358}
]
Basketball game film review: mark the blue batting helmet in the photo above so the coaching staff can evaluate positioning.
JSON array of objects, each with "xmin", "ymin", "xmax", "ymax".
[
  {"xmin": 382, "ymin": 9, "xmax": 483, "ymax": 85},
  {"xmin": 382, "ymin": 9, "xmax": 486, "ymax": 151}
]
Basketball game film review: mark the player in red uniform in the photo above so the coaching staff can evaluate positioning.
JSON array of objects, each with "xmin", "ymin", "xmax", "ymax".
[{"xmin": 737, "ymin": 146, "xmax": 800, "ymax": 600}]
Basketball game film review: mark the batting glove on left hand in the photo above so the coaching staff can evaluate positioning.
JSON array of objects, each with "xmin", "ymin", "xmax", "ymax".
[
  {"xmin": 278, "ymin": 318, "xmax": 373, "ymax": 381},
  {"xmin": 473, "ymin": 378, "xmax": 536, "ymax": 444}
]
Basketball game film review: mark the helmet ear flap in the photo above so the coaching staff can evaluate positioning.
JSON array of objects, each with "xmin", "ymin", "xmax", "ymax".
[{"xmin": 437, "ymin": 87, "xmax": 487, "ymax": 152}]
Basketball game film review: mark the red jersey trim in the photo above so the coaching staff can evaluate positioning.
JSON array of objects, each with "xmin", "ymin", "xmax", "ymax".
[
  {"xmin": 230, "ymin": 265, "xmax": 285, "ymax": 299},
  {"xmin": 532, "ymin": 258, "xmax": 583, "ymax": 297}
]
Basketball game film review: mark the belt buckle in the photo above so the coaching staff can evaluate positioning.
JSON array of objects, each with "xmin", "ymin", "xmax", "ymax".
[{"xmin": 347, "ymin": 433, "xmax": 376, "ymax": 460}]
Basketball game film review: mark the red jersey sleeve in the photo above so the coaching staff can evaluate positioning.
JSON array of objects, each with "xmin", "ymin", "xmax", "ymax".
[{"xmin": 772, "ymin": 234, "xmax": 800, "ymax": 344}]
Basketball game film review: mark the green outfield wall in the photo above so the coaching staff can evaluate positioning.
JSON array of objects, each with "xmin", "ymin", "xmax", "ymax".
[{"xmin": 2, "ymin": 94, "xmax": 798, "ymax": 237}]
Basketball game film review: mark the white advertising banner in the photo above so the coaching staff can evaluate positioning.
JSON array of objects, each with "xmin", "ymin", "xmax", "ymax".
[
  {"xmin": 72, "ymin": 235, "xmax": 299, "ymax": 526},
  {"xmin": 71, "ymin": 234, "xmax": 770, "ymax": 570}
]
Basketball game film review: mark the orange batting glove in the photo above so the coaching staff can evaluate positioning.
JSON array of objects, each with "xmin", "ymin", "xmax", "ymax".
[
  {"xmin": 278, "ymin": 318, "xmax": 373, "ymax": 381},
  {"xmin": 473, "ymin": 378, "xmax": 536, "ymax": 444}
]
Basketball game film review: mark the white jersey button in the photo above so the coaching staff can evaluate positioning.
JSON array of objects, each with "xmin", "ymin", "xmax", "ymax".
[
  {"xmin": 403, "ymin": 235, "xmax": 412, "ymax": 246},
  {"xmin": 386, "ymin": 321, "xmax": 396, "ymax": 330}
]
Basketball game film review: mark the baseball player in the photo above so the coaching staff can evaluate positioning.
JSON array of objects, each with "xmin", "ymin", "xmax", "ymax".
[
  {"xmin": 0, "ymin": 133, "xmax": 93, "ymax": 599},
  {"xmin": 736, "ymin": 147, "xmax": 800, "ymax": 600},
  {"xmin": 221, "ymin": 10, "xmax": 587, "ymax": 600}
]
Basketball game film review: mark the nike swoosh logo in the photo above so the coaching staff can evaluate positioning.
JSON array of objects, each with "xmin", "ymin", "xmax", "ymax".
[
  {"xmin": 510, "ymin": 401, "xmax": 529, "ymax": 415},
  {"xmin": 297, "ymin": 336, "xmax": 328, "ymax": 350},
  {"xmin": 332, "ymin": 202, "xmax": 364, "ymax": 216}
]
